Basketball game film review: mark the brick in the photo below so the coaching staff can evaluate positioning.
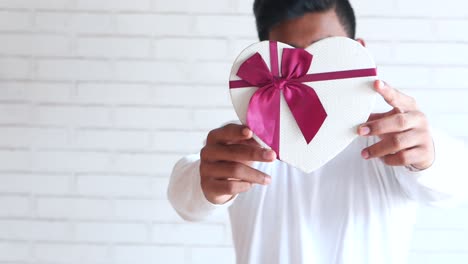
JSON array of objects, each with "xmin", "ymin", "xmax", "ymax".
[
  {"xmin": 0, "ymin": 196, "xmax": 30, "ymax": 217},
  {"xmin": 27, "ymin": 82, "xmax": 72, "ymax": 102},
  {"xmin": 429, "ymin": 113, "xmax": 468, "ymax": 137},
  {"xmin": 0, "ymin": 82, "xmax": 26, "ymax": 101},
  {"xmin": 0, "ymin": 11, "xmax": 31, "ymax": 31},
  {"xmin": 153, "ymin": 0, "xmax": 187, "ymax": 12},
  {"xmin": 116, "ymin": 14, "xmax": 191, "ymax": 36},
  {"xmin": 112, "ymin": 153, "xmax": 181, "ymax": 175},
  {"xmin": 0, "ymin": 0, "xmax": 32, "ymax": 8},
  {"xmin": 365, "ymin": 42, "xmax": 394, "ymax": 64},
  {"xmin": 0, "ymin": 173, "xmax": 71, "ymax": 194},
  {"xmin": 75, "ymin": 222, "xmax": 147, "ymax": 242},
  {"xmin": 188, "ymin": 0, "xmax": 235, "ymax": 13},
  {"xmin": 114, "ymin": 199, "xmax": 182, "ymax": 221},
  {"xmin": 33, "ymin": 243, "xmax": 109, "ymax": 263},
  {"xmin": 34, "ymin": 12, "xmax": 114, "ymax": 34},
  {"xmin": 358, "ymin": 18, "xmax": 434, "ymax": 41},
  {"xmin": 152, "ymin": 131, "xmax": 205, "ymax": 152},
  {"xmin": 112, "ymin": 107, "xmax": 191, "ymax": 129},
  {"xmin": 34, "ymin": 105, "xmax": 112, "ymax": 127},
  {"xmin": 435, "ymin": 20, "xmax": 468, "ymax": 42},
  {"xmin": 192, "ymin": 108, "xmax": 238, "ymax": 130},
  {"xmin": 114, "ymin": 61, "xmax": 188, "ymax": 82},
  {"xmin": 153, "ymin": 85, "xmax": 231, "ymax": 107},
  {"xmin": 155, "ymin": 38, "xmax": 229, "ymax": 60},
  {"xmin": 76, "ymin": 82, "xmax": 151, "ymax": 104},
  {"xmin": 0, "ymin": 127, "xmax": 68, "ymax": 148},
  {"xmin": 152, "ymin": 176, "xmax": 170, "ymax": 198},
  {"xmin": 0, "ymin": 104, "xmax": 30, "ymax": 124},
  {"xmin": 348, "ymin": 0, "xmax": 397, "ymax": 16},
  {"xmin": 3, "ymin": 0, "xmax": 75, "ymax": 9},
  {"xmin": 0, "ymin": 58, "xmax": 31, "ymax": 79},
  {"xmin": 377, "ymin": 66, "xmax": 433, "ymax": 89},
  {"xmin": 76, "ymin": 0, "xmax": 151, "ymax": 11},
  {"xmin": 0, "ymin": 220, "xmax": 71, "ymax": 241},
  {"xmin": 194, "ymin": 15, "xmax": 256, "ymax": 38},
  {"xmin": 228, "ymin": 38, "xmax": 258, "ymax": 59},
  {"xmin": 411, "ymin": 229, "xmax": 468, "ymax": 251},
  {"xmin": 34, "ymin": 0, "xmax": 74, "ymax": 9},
  {"xmin": 0, "ymin": 150, "xmax": 30, "ymax": 171},
  {"xmin": 156, "ymin": 0, "xmax": 235, "ymax": 13},
  {"xmin": 396, "ymin": 0, "xmax": 468, "ymax": 17},
  {"xmin": 191, "ymin": 247, "xmax": 235, "ymax": 264},
  {"xmin": 406, "ymin": 90, "xmax": 468, "ymax": 114},
  {"xmin": 76, "ymin": 175, "xmax": 154, "ymax": 197},
  {"xmin": 36, "ymin": 59, "xmax": 113, "ymax": 81},
  {"xmin": 0, "ymin": 82, "xmax": 72, "ymax": 102},
  {"xmin": 0, "ymin": 241, "xmax": 29, "ymax": 261},
  {"xmin": 37, "ymin": 197, "xmax": 113, "ymax": 220},
  {"xmin": 32, "ymin": 151, "xmax": 111, "ymax": 172},
  {"xmin": 433, "ymin": 67, "xmax": 468, "ymax": 89},
  {"xmin": 235, "ymin": 0, "xmax": 254, "ymax": 14},
  {"xmin": 155, "ymin": 0, "xmax": 235, "ymax": 14},
  {"xmin": 394, "ymin": 43, "xmax": 468, "ymax": 66},
  {"xmin": 77, "ymin": 37, "xmax": 151, "ymax": 58},
  {"xmin": 0, "ymin": 34, "xmax": 70, "ymax": 56},
  {"xmin": 73, "ymin": 129, "xmax": 150, "ymax": 150},
  {"xmin": 113, "ymin": 245, "xmax": 185, "ymax": 264},
  {"xmin": 152, "ymin": 223, "xmax": 226, "ymax": 245},
  {"xmin": 188, "ymin": 61, "xmax": 231, "ymax": 84}
]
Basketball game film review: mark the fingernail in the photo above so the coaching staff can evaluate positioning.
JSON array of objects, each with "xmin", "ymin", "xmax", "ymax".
[
  {"xmin": 361, "ymin": 150, "xmax": 370, "ymax": 159},
  {"xmin": 378, "ymin": 80, "xmax": 385, "ymax": 89},
  {"xmin": 264, "ymin": 176, "xmax": 272, "ymax": 185},
  {"xmin": 262, "ymin": 150, "xmax": 276, "ymax": 160},
  {"xmin": 242, "ymin": 128, "xmax": 252, "ymax": 137},
  {"xmin": 358, "ymin": 126, "xmax": 370, "ymax": 136}
]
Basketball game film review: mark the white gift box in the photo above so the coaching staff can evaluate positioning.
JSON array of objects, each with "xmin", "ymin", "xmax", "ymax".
[{"xmin": 229, "ymin": 37, "xmax": 378, "ymax": 173}]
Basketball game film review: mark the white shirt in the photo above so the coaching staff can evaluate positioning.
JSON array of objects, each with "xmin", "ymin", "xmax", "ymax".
[{"xmin": 167, "ymin": 130, "xmax": 467, "ymax": 264}]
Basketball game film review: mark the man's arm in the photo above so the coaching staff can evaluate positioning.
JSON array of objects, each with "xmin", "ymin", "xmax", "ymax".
[{"xmin": 167, "ymin": 124, "xmax": 275, "ymax": 221}]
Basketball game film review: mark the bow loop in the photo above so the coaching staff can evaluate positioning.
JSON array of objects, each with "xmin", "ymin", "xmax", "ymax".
[
  {"xmin": 236, "ymin": 52, "xmax": 273, "ymax": 87},
  {"xmin": 281, "ymin": 48, "xmax": 313, "ymax": 80}
]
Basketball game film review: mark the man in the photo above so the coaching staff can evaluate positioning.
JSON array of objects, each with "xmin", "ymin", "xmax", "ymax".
[{"xmin": 168, "ymin": 0, "xmax": 467, "ymax": 263}]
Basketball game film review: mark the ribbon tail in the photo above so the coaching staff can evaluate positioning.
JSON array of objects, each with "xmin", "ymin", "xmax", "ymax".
[
  {"xmin": 283, "ymin": 83, "xmax": 327, "ymax": 144},
  {"xmin": 247, "ymin": 85, "xmax": 281, "ymax": 156}
]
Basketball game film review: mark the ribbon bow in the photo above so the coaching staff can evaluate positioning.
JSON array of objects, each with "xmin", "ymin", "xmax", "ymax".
[{"xmin": 229, "ymin": 41, "xmax": 377, "ymax": 158}]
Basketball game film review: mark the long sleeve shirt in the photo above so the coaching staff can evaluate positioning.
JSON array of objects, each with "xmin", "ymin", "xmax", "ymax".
[{"xmin": 167, "ymin": 130, "xmax": 467, "ymax": 264}]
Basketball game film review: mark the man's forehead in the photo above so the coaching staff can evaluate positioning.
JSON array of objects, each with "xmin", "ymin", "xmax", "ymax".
[{"xmin": 268, "ymin": 11, "xmax": 348, "ymax": 49}]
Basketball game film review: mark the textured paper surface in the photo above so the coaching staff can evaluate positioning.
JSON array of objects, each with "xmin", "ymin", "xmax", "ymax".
[{"xmin": 229, "ymin": 37, "xmax": 378, "ymax": 173}]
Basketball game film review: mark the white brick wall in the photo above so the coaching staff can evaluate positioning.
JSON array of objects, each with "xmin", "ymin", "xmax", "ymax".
[{"xmin": 0, "ymin": 0, "xmax": 466, "ymax": 263}]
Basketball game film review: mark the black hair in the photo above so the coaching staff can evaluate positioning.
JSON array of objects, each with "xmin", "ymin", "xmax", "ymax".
[{"xmin": 253, "ymin": 0, "xmax": 356, "ymax": 41}]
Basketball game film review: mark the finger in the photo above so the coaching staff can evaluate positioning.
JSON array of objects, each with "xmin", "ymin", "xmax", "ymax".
[
  {"xmin": 236, "ymin": 138, "xmax": 262, "ymax": 147},
  {"xmin": 206, "ymin": 124, "xmax": 252, "ymax": 144},
  {"xmin": 374, "ymin": 80, "xmax": 418, "ymax": 111},
  {"xmin": 201, "ymin": 143, "xmax": 276, "ymax": 163},
  {"xmin": 366, "ymin": 108, "xmax": 402, "ymax": 122},
  {"xmin": 358, "ymin": 111, "xmax": 424, "ymax": 136},
  {"xmin": 201, "ymin": 161, "xmax": 271, "ymax": 185},
  {"xmin": 361, "ymin": 130, "xmax": 421, "ymax": 159},
  {"xmin": 209, "ymin": 179, "xmax": 253, "ymax": 195},
  {"xmin": 381, "ymin": 147, "xmax": 428, "ymax": 167}
]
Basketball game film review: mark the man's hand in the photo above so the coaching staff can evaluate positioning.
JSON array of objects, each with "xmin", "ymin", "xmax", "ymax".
[
  {"xmin": 358, "ymin": 80, "xmax": 435, "ymax": 170},
  {"xmin": 200, "ymin": 124, "xmax": 276, "ymax": 204}
]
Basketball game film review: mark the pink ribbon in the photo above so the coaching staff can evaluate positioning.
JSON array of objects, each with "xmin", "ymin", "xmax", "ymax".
[{"xmin": 229, "ymin": 41, "xmax": 377, "ymax": 158}]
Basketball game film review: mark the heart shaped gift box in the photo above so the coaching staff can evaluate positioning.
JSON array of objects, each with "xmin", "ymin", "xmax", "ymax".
[{"xmin": 229, "ymin": 37, "xmax": 378, "ymax": 173}]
